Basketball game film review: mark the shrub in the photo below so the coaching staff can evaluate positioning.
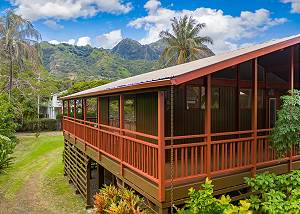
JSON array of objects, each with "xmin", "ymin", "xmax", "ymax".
[
  {"xmin": 0, "ymin": 134, "xmax": 16, "ymax": 173},
  {"xmin": 94, "ymin": 185, "xmax": 146, "ymax": 214},
  {"xmin": 0, "ymin": 93, "xmax": 17, "ymax": 141},
  {"xmin": 180, "ymin": 178, "xmax": 252, "ymax": 214},
  {"xmin": 18, "ymin": 118, "xmax": 58, "ymax": 132},
  {"xmin": 269, "ymin": 90, "xmax": 300, "ymax": 156},
  {"xmin": 245, "ymin": 171, "xmax": 300, "ymax": 213}
]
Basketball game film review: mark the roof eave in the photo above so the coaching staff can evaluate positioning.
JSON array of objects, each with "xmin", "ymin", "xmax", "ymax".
[{"xmin": 60, "ymin": 79, "xmax": 173, "ymax": 100}]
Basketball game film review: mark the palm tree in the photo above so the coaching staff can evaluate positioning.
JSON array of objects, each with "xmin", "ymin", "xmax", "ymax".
[
  {"xmin": 160, "ymin": 15, "xmax": 213, "ymax": 66},
  {"xmin": 0, "ymin": 10, "xmax": 41, "ymax": 100}
]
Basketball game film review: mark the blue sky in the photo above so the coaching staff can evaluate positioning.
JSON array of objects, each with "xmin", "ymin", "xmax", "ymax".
[{"xmin": 1, "ymin": 0, "xmax": 300, "ymax": 53}]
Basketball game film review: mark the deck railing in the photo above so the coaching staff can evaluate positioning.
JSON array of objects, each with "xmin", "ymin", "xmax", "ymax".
[
  {"xmin": 63, "ymin": 116, "xmax": 300, "ymax": 187},
  {"xmin": 63, "ymin": 116, "xmax": 159, "ymax": 183}
]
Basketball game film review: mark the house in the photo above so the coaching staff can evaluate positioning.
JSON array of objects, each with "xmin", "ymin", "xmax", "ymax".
[
  {"xmin": 47, "ymin": 93, "xmax": 63, "ymax": 119},
  {"xmin": 61, "ymin": 34, "xmax": 300, "ymax": 213}
]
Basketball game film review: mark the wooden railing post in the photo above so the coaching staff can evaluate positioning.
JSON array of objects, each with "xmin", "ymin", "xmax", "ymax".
[
  {"xmin": 289, "ymin": 46, "xmax": 295, "ymax": 171},
  {"xmin": 252, "ymin": 58, "xmax": 258, "ymax": 177},
  {"xmin": 205, "ymin": 75, "xmax": 212, "ymax": 178},
  {"xmin": 67, "ymin": 100, "xmax": 70, "ymax": 117},
  {"xmin": 74, "ymin": 99, "xmax": 77, "ymax": 137},
  {"xmin": 158, "ymin": 91, "xmax": 165, "ymax": 202},
  {"xmin": 97, "ymin": 97, "xmax": 101, "ymax": 152},
  {"xmin": 83, "ymin": 98, "xmax": 87, "ymax": 149},
  {"xmin": 119, "ymin": 95, "xmax": 124, "ymax": 176}
]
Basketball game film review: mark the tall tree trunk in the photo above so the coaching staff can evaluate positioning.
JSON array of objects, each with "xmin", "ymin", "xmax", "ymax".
[{"xmin": 8, "ymin": 55, "xmax": 13, "ymax": 100}]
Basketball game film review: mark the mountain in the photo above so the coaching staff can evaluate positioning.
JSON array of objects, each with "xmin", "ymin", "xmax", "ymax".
[
  {"xmin": 112, "ymin": 38, "xmax": 160, "ymax": 60},
  {"xmin": 40, "ymin": 38, "xmax": 214, "ymax": 81},
  {"xmin": 40, "ymin": 42, "xmax": 161, "ymax": 81}
]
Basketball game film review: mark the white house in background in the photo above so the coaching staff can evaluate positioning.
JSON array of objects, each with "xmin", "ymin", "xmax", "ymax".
[{"xmin": 47, "ymin": 92, "xmax": 63, "ymax": 119}]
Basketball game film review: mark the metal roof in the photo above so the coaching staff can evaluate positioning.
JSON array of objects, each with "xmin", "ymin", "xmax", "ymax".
[{"xmin": 62, "ymin": 34, "xmax": 300, "ymax": 100}]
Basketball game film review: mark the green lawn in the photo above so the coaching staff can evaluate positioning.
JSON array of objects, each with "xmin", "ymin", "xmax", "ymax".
[{"xmin": 0, "ymin": 132, "xmax": 85, "ymax": 214}]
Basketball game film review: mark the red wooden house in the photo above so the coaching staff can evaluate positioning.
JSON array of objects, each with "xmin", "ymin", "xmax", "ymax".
[{"xmin": 61, "ymin": 34, "xmax": 300, "ymax": 213}]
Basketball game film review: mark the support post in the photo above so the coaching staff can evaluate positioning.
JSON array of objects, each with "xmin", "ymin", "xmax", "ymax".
[
  {"xmin": 97, "ymin": 163, "xmax": 105, "ymax": 189},
  {"xmin": 158, "ymin": 91, "xmax": 165, "ymax": 202},
  {"xmin": 68, "ymin": 100, "xmax": 70, "ymax": 117},
  {"xmin": 97, "ymin": 97, "xmax": 101, "ymax": 152},
  {"xmin": 205, "ymin": 75, "xmax": 212, "ymax": 178},
  {"xmin": 83, "ymin": 99, "xmax": 87, "ymax": 145},
  {"xmin": 252, "ymin": 58, "xmax": 258, "ymax": 177},
  {"xmin": 119, "ymin": 95, "xmax": 124, "ymax": 176},
  {"xmin": 74, "ymin": 99, "xmax": 77, "ymax": 137},
  {"xmin": 289, "ymin": 46, "xmax": 295, "ymax": 171},
  {"xmin": 86, "ymin": 159, "xmax": 92, "ymax": 208}
]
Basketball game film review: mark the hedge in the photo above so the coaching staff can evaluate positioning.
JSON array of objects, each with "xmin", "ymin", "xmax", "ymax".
[{"xmin": 18, "ymin": 118, "xmax": 59, "ymax": 132}]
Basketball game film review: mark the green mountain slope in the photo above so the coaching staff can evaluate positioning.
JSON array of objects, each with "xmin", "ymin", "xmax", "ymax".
[
  {"xmin": 40, "ymin": 42, "xmax": 161, "ymax": 81},
  {"xmin": 40, "ymin": 38, "xmax": 214, "ymax": 81}
]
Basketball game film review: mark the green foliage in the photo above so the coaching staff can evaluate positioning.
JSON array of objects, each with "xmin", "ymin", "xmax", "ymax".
[
  {"xmin": 182, "ymin": 178, "xmax": 252, "ymax": 214},
  {"xmin": 94, "ymin": 185, "xmax": 146, "ymax": 214},
  {"xmin": 40, "ymin": 41, "xmax": 162, "ymax": 81},
  {"xmin": 269, "ymin": 90, "xmax": 300, "ymax": 156},
  {"xmin": 245, "ymin": 171, "xmax": 300, "ymax": 213},
  {"xmin": 18, "ymin": 118, "xmax": 58, "ymax": 132},
  {"xmin": 160, "ymin": 15, "xmax": 214, "ymax": 66},
  {"xmin": 0, "ymin": 93, "xmax": 17, "ymax": 141},
  {"xmin": 0, "ymin": 134, "xmax": 16, "ymax": 173},
  {"xmin": 63, "ymin": 79, "xmax": 111, "ymax": 96}
]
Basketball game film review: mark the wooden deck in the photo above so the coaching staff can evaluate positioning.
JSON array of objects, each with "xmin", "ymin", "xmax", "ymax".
[{"xmin": 63, "ymin": 116, "xmax": 300, "ymax": 213}]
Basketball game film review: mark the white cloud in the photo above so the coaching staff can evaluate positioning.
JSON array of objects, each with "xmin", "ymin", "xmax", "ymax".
[
  {"xmin": 144, "ymin": 0, "xmax": 161, "ymax": 13},
  {"xmin": 281, "ymin": 0, "xmax": 300, "ymax": 13},
  {"xmin": 48, "ymin": 38, "xmax": 89, "ymax": 46},
  {"xmin": 129, "ymin": 1, "xmax": 287, "ymax": 53},
  {"xmin": 10, "ymin": 0, "xmax": 132, "ymax": 21},
  {"xmin": 96, "ymin": 29, "xmax": 123, "ymax": 49},
  {"xmin": 77, "ymin": 37, "xmax": 92, "ymax": 46},
  {"xmin": 62, "ymin": 39, "xmax": 76, "ymax": 45},
  {"xmin": 48, "ymin": 40, "xmax": 60, "ymax": 45},
  {"xmin": 43, "ymin": 19, "xmax": 64, "ymax": 30}
]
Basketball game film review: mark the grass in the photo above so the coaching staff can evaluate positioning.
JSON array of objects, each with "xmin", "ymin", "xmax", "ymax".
[{"xmin": 0, "ymin": 132, "xmax": 85, "ymax": 213}]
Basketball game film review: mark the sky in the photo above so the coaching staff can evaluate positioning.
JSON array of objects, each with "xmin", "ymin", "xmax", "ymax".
[{"xmin": 1, "ymin": 0, "xmax": 300, "ymax": 53}]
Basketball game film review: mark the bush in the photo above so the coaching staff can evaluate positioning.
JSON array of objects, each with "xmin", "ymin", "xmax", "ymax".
[
  {"xmin": 245, "ymin": 171, "xmax": 300, "ymax": 213},
  {"xmin": 94, "ymin": 185, "xmax": 146, "ymax": 214},
  {"xmin": 0, "ymin": 134, "xmax": 16, "ymax": 173},
  {"xmin": 18, "ymin": 118, "xmax": 58, "ymax": 132},
  {"xmin": 0, "ymin": 93, "xmax": 17, "ymax": 141},
  {"xmin": 270, "ymin": 90, "xmax": 300, "ymax": 156},
  {"xmin": 179, "ymin": 178, "xmax": 252, "ymax": 214}
]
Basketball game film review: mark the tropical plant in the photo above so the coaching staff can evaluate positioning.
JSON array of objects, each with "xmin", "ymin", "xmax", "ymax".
[
  {"xmin": 159, "ymin": 15, "xmax": 213, "ymax": 66},
  {"xmin": 0, "ymin": 134, "xmax": 15, "ymax": 173},
  {"xmin": 245, "ymin": 171, "xmax": 300, "ymax": 213},
  {"xmin": 269, "ymin": 90, "xmax": 300, "ymax": 156},
  {"xmin": 179, "ymin": 178, "xmax": 252, "ymax": 214},
  {"xmin": 94, "ymin": 185, "xmax": 146, "ymax": 214},
  {"xmin": 0, "ymin": 9, "xmax": 41, "ymax": 99}
]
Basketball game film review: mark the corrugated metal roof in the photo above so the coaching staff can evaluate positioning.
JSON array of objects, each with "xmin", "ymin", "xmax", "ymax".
[{"xmin": 62, "ymin": 34, "xmax": 300, "ymax": 100}]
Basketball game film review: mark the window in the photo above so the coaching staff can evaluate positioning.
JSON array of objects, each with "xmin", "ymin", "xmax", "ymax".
[
  {"xmin": 186, "ymin": 85, "xmax": 201, "ymax": 110},
  {"xmin": 109, "ymin": 98, "xmax": 119, "ymax": 127},
  {"xmin": 239, "ymin": 89, "xmax": 252, "ymax": 109},
  {"xmin": 212, "ymin": 88, "xmax": 220, "ymax": 109},
  {"xmin": 124, "ymin": 97, "xmax": 136, "ymax": 131}
]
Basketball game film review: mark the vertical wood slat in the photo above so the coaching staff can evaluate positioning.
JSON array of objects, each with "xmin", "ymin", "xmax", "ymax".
[
  {"xmin": 205, "ymin": 75, "xmax": 212, "ymax": 177},
  {"xmin": 289, "ymin": 46, "xmax": 294, "ymax": 171},
  {"xmin": 119, "ymin": 95, "xmax": 124, "ymax": 176},
  {"xmin": 252, "ymin": 58, "xmax": 258, "ymax": 177},
  {"xmin": 157, "ymin": 91, "xmax": 165, "ymax": 202}
]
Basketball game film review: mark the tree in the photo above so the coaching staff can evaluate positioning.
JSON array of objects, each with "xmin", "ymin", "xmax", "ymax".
[
  {"xmin": 0, "ymin": 10, "xmax": 41, "ymax": 100},
  {"xmin": 269, "ymin": 90, "xmax": 300, "ymax": 156},
  {"xmin": 159, "ymin": 15, "xmax": 213, "ymax": 66}
]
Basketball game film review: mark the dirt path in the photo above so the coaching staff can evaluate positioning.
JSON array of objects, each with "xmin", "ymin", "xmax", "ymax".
[{"xmin": 0, "ymin": 134, "xmax": 85, "ymax": 214}]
